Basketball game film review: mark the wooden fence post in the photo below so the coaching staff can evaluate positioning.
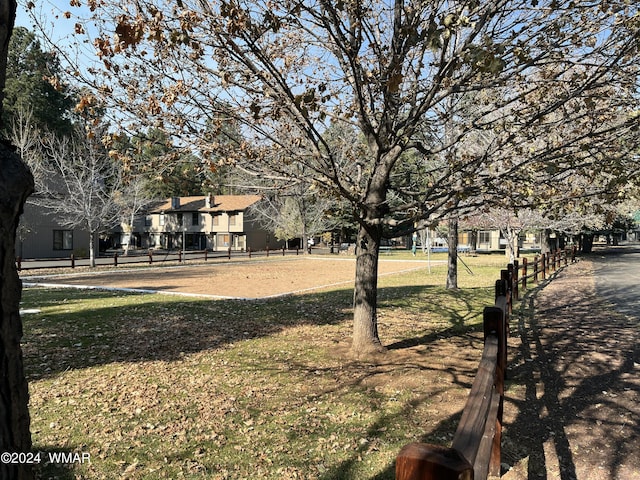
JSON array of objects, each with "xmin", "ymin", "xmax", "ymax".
[
  {"xmin": 204, "ymin": 250, "xmax": 208, "ymax": 261},
  {"xmin": 396, "ymin": 443, "xmax": 472, "ymax": 480},
  {"xmin": 266, "ymin": 246, "xmax": 269, "ymax": 257},
  {"xmin": 114, "ymin": 252, "xmax": 118, "ymax": 267},
  {"xmin": 15, "ymin": 256, "xmax": 21, "ymax": 271},
  {"xmin": 483, "ymin": 305, "xmax": 506, "ymax": 477},
  {"xmin": 396, "ymin": 265, "xmax": 513, "ymax": 480},
  {"xmin": 148, "ymin": 249, "xmax": 153, "ymax": 264},
  {"xmin": 512, "ymin": 260, "xmax": 519, "ymax": 301},
  {"xmin": 282, "ymin": 246, "xmax": 286, "ymax": 256},
  {"xmin": 496, "ymin": 277, "xmax": 510, "ymax": 326},
  {"xmin": 521, "ymin": 257, "xmax": 527, "ymax": 292},
  {"xmin": 178, "ymin": 250, "xmax": 182, "ymax": 263},
  {"xmin": 228, "ymin": 247, "xmax": 232, "ymax": 260},
  {"xmin": 541, "ymin": 253, "xmax": 546, "ymax": 280},
  {"xmin": 71, "ymin": 254, "xmax": 75, "ymax": 268},
  {"xmin": 248, "ymin": 247, "xmax": 252, "ymax": 259},
  {"xmin": 506, "ymin": 264, "xmax": 514, "ymax": 306},
  {"xmin": 484, "ymin": 306, "xmax": 506, "ymax": 396}
]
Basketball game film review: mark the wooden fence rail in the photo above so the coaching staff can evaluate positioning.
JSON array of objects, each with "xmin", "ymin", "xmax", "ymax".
[
  {"xmin": 396, "ymin": 246, "xmax": 577, "ymax": 480},
  {"xmin": 15, "ymin": 246, "xmax": 305, "ymax": 271}
]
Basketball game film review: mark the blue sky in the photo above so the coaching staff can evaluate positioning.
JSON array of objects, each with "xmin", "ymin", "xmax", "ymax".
[
  {"xmin": 14, "ymin": 1, "xmax": 30, "ymax": 28},
  {"xmin": 14, "ymin": 0, "xmax": 94, "ymax": 46}
]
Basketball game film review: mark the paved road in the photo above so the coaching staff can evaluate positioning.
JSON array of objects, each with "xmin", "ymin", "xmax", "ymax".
[{"xmin": 592, "ymin": 243, "xmax": 640, "ymax": 320}]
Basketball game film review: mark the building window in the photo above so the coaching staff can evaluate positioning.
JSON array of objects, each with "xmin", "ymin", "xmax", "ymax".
[
  {"xmin": 212, "ymin": 214, "xmax": 219, "ymax": 226},
  {"xmin": 192, "ymin": 212, "xmax": 200, "ymax": 226},
  {"xmin": 53, "ymin": 230, "xmax": 73, "ymax": 250},
  {"xmin": 145, "ymin": 215, "xmax": 152, "ymax": 226},
  {"xmin": 217, "ymin": 233, "xmax": 230, "ymax": 247},
  {"xmin": 159, "ymin": 213, "xmax": 165, "ymax": 226},
  {"xmin": 479, "ymin": 231, "xmax": 491, "ymax": 245},
  {"xmin": 229, "ymin": 213, "xmax": 237, "ymax": 226},
  {"xmin": 177, "ymin": 213, "xmax": 183, "ymax": 226}
]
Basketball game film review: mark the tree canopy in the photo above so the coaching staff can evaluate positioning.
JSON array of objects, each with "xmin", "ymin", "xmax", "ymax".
[{"xmin": 29, "ymin": 0, "xmax": 640, "ymax": 356}]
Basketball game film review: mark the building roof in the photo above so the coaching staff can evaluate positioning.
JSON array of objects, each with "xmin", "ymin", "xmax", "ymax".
[{"xmin": 149, "ymin": 195, "xmax": 262, "ymax": 214}]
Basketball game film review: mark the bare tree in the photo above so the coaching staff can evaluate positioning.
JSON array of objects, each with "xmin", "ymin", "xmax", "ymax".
[
  {"xmin": 33, "ymin": 125, "xmax": 122, "ymax": 266},
  {"xmin": 250, "ymin": 189, "xmax": 342, "ymax": 250},
  {"xmin": 115, "ymin": 174, "xmax": 153, "ymax": 255}
]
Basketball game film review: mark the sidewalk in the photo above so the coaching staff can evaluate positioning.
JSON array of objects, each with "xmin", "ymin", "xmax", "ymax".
[{"xmin": 500, "ymin": 255, "xmax": 640, "ymax": 479}]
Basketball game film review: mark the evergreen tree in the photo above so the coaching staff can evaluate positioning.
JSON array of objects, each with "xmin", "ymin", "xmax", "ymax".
[{"xmin": 3, "ymin": 27, "xmax": 73, "ymax": 136}]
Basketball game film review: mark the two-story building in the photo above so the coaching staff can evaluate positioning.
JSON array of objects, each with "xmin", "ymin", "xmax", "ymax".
[
  {"xmin": 17, "ymin": 198, "xmax": 96, "ymax": 259},
  {"xmin": 124, "ymin": 194, "xmax": 283, "ymax": 252}
]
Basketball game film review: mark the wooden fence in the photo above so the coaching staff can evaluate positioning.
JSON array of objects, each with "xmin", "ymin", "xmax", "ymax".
[
  {"xmin": 396, "ymin": 246, "xmax": 577, "ymax": 480},
  {"xmin": 15, "ymin": 245, "xmax": 305, "ymax": 271}
]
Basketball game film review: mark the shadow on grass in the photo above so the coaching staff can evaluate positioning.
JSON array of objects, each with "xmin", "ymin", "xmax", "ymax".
[
  {"xmin": 21, "ymin": 281, "xmax": 491, "ymax": 382},
  {"xmin": 21, "ymin": 280, "xmax": 494, "ymax": 480},
  {"xmin": 319, "ymin": 396, "xmax": 465, "ymax": 480},
  {"xmin": 384, "ymin": 285, "xmax": 491, "ymax": 351},
  {"xmin": 20, "ymin": 286, "xmax": 353, "ymax": 381},
  {"xmin": 31, "ymin": 447, "xmax": 84, "ymax": 480}
]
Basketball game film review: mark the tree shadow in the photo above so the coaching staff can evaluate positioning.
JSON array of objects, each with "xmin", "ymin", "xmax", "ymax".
[
  {"xmin": 30, "ymin": 447, "xmax": 81, "ymax": 480},
  {"xmin": 320, "ymin": 410, "xmax": 467, "ymax": 480},
  {"xmin": 384, "ymin": 285, "xmax": 491, "ymax": 350},
  {"xmin": 310, "ymin": 361, "xmax": 469, "ymax": 480},
  {"xmin": 20, "ymin": 286, "xmax": 356, "ymax": 381},
  {"xmin": 502, "ymin": 263, "xmax": 640, "ymax": 479},
  {"xmin": 21, "ymin": 280, "xmax": 491, "ymax": 382},
  {"xmin": 20, "ymin": 280, "xmax": 493, "ymax": 479}
]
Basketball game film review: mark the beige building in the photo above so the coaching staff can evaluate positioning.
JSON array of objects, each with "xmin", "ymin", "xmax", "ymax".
[{"xmin": 122, "ymin": 195, "xmax": 283, "ymax": 253}]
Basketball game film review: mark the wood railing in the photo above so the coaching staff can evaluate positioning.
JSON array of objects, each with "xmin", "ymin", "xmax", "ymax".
[
  {"xmin": 396, "ymin": 246, "xmax": 578, "ymax": 480},
  {"xmin": 511, "ymin": 246, "xmax": 577, "ymax": 302},
  {"xmin": 15, "ymin": 245, "xmax": 305, "ymax": 271}
]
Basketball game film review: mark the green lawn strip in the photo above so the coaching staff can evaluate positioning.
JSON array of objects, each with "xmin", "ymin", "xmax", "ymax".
[{"xmin": 22, "ymin": 259, "xmax": 502, "ymax": 479}]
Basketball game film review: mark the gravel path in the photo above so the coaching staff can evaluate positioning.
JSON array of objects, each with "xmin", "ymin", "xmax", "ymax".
[{"xmin": 500, "ymin": 254, "xmax": 640, "ymax": 480}]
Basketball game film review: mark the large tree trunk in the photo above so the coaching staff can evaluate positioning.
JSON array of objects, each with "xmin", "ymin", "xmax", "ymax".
[
  {"xmin": 446, "ymin": 217, "xmax": 458, "ymax": 290},
  {"xmin": 0, "ymin": 3, "xmax": 35, "ymax": 478},
  {"xmin": 351, "ymin": 221, "xmax": 385, "ymax": 357},
  {"xmin": 350, "ymin": 145, "xmax": 399, "ymax": 357},
  {"xmin": 0, "ymin": 144, "xmax": 34, "ymax": 480},
  {"xmin": 541, "ymin": 228, "xmax": 556, "ymax": 254},
  {"xmin": 469, "ymin": 229, "xmax": 477, "ymax": 255},
  {"xmin": 581, "ymin": 233, "xmax": 594, "ymax": 253}
]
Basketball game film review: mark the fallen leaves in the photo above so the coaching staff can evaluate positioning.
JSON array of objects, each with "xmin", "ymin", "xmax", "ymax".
[{"xmin": 22, "ymin": 260, "xmax": 497, "ymax": 479}]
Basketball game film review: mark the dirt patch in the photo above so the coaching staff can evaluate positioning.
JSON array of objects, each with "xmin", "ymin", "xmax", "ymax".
[
  {"xmin": 22, "ymin": 257, "xmax": 430, "ymax": 298},
  {"xmin": 502, "ymin": 259, "xmax": 640, "ymax": 479}
]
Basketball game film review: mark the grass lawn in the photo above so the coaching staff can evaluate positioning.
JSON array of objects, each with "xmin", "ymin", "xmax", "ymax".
[{"xmin": 20, "ymin": 253, "xmax": 509, "ymax": 479}]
